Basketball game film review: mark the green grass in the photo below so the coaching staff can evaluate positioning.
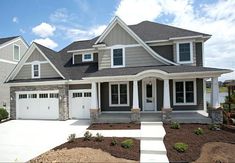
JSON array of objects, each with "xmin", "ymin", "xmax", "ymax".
[{"xmin": 206, "ymin": 87, "xmax": 227, "ymax": 93}]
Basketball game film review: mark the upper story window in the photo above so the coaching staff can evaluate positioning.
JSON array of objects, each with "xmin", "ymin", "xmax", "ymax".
[
  {"xmin": 13, "ymin": 44, "xmax": 20, "ymax": 61},
  {"xmin": 82, "ymin": 53, "xmax": 93, "ymax": 62},
  {"xmin": 32, "ymin": 63, "xmax": 40, "ymax": 78},
  {"xmin": 176, "ymin": 42, "xmax": 193, "ymax": 64},
  {"xmin": 173, "ymin": 80, "xmax": 196, "ymax": 105},
  {"xmin": 111, "ymin": 47, "xmax": 125, "ymax": 68}
]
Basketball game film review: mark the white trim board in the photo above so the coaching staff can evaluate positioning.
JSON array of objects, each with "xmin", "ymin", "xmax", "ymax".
[
  {"xmin": 13, "ymin": 44, "xmax": 20, "ymax": 61},
  {"xmin": 0, "ymin": 59, "xmax": 17, "ymax": 64}
]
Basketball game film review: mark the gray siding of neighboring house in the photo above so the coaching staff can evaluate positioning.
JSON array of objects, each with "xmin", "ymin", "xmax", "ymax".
[
  {"xmin": 151, "ymin": 45, "xmax": 174, "ymax": 62},
  {"xmin": 15, "ymin": 63, "xmax": 60, "ymax": 79},
  {"xmin": 125, "ymin": 46, "xmax": 163, "ymax": 67},
  {"xmin": 0, "ymin": 39, "xmax": 28, "ymax": 61},
  {"xmin": 26, "ymin": 49, "xmax": 46, "ymax": 62},
  {"xmin": 98, "ymin": 49, "xmax": 111, "ymax": 69},
  {"xmin": 103, "ymin": 23, "xmax": 137, "ymax": 46},
  {"xmin": 73, "ymin": 53, "xmax": 98, "ymax": 64},
  {"xmin": 100, "ymin": 81, "xmax": 133, "ymax": 111},
  {"xmin": 196, "ymin": 42, "xmax": 203, "ymax": 66},
  {"xmin": 169, "ymin": 78, "xmax": 204, "ymax": 110},
  {"xmin": 69, "ymin": 84, "xmax": 91, "ymax": 90}
]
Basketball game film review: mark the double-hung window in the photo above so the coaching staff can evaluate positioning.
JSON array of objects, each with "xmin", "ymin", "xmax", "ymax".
[
  {"xmin": 176, "ymin": 42, "xmax": 193, "ymax": 64},
  {"xmin": 109, "ymin": 82, "xmax": 129, "ymax": 106},
  {"xmin": 174, "ymin": 80, "xmax": 196, "ymax": 105},
  {"xmin": 13, "ymin": 44, "xmax": 20, "ymax": 61},
  {"xmin": 111, "ymin": 47, "xmax": 125, "ymax": 68},
  {"xmin": 32, "ymin": 63, "xmax": 40, "ymax": 78}
]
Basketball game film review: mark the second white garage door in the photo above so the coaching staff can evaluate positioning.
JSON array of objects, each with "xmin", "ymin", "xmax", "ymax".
[
  {"xmin": 69, "ymin": 89, "xmax": 91, "ymax": 119},
  {"xmin": 16, "ymin": 90, "xmax": 59, "ymax": 119}
]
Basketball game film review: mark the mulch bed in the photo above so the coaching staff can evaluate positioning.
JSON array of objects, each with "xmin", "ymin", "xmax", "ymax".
[
  {"xmin": 53, "ymin": 137, "xmax": 140, "ymax": 161},
  {"xmin": 87, "ymin": 123, "xmax": 140, "ymax": 130},
  {"xmin": 164, "ymin": 124, "xmax": 235, "ymax": 162}
]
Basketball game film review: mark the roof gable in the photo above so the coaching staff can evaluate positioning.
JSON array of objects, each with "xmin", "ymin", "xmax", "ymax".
[{"xmin": 0, "ymin": 36, "xmax": 29, "ymax": 49}]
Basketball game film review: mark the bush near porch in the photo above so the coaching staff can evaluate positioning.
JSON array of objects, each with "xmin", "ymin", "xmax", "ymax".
[{"xmin": 0, "ymin": 108, "xmax": 9, "ymax": 122}]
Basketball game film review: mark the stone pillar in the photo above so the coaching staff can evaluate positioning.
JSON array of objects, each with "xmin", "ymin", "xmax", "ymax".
[
  {"xmin": 131, "ymin": 80, "xmax": 140, "ymax": 122},
  {"xmin": 90, "ymin": 82, "xmax": 99, "ymax": 123},
  {"xmin": 162, "ymin": 79, "xmax": 172, "ymax": 123},
  {"xmin": 209, "ymin": 77, "xmax": 223, "ymax": 124}
]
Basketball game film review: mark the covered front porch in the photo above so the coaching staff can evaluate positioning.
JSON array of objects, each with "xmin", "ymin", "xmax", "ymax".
[{"xmin": 85, "ymin": 65, "xmax": 231, "ymax": 123}]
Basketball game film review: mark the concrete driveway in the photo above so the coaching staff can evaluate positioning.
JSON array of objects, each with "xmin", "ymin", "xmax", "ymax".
[{"xmin": 0, "ymin": 120, "xmax": 89, "ymax": 162}]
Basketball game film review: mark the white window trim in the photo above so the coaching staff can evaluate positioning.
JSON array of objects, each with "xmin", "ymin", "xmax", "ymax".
[
  {"xmin": 82, "ymin": 53, "xmax": 93, "ymax": 62},
  {"xmin": 13, "ymin": 44, "xmax": 20, "ymax": 61},
  {"xmin": 111, "ymin": 45, "xmax": 125, "ymax": 68},
  {"xmin": 109, "ymin": 82, "xmax": 129, "ymax": 107},
  {"xmin": 31, "ymin": 62, "xmax": 40, "ymax": 79},
  {"xmin": 176, "ymin": 41, "xmax": 193, "ymax": 64},
  {"xmin": 173, "ymin": 79, "xmax": 197, "ymax": 106}
]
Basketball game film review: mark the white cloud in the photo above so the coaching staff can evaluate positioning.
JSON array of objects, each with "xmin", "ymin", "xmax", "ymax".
[
  {"xmin": 50, "ymin": 8, "xmax": 70, "ymax": 22},
  {"xmin": 12, "ymin": 17, "xmax": 19, "ymax": 23},
  {"xmin": 33, "ymin": 38, "xmax": 58, "ymax": 49},
  {"xmin": 114, "ymin": 0, "xmax": 235, "ymax": 81},
  {"xmin": 32, "ymin": 22, "xmax": 56, "ymax": 38}
]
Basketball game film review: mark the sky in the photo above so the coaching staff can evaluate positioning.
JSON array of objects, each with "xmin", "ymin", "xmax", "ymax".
[{"xmin": 0, "ymin": 0, "xmax": 234, "ymax": 81}]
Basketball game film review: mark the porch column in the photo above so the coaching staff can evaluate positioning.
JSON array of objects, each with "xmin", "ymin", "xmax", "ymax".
[
  {"xmin": 131, "ymin": 80, "xmax": 140, "ymax": 122},
  {"xmin": 90, "ymin": 82, "xmax": 99, "ymax": 123},
  {"xmin": 162, "ymin": 79, "xmax": 172, "ymax": 123},
  {"xmin": 209, "ymin": 76, "xmax": 223, "ymax": 124}
]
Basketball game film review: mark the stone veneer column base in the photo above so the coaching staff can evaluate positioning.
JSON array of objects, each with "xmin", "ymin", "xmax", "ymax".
[
  {"xmin": 131, "ymin": 108, "xmax": 140, "ymax": 123},
  {"xmin": 90, "ymin": 109, "xmax": 100, "ymax": 123},
  {"xmin": 161, "ymin": 108, "xmax": 172, "ymax": 123},
  {"xmin": 208, "ymin": 107, "xmax": 223, "ymax": 124}
]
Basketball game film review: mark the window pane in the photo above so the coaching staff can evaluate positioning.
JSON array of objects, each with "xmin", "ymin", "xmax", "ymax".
[
  {"xmin": 19, "ymin": 94, "xmax": 27, "ymax": 99},
  {"xmin": 84, "ymin": 54, "xmax": 91, "ymax": 60},
  {"xmin": 146, "ymin": 84, "xmax": 152, "ymax": 98},
  {"xmin": 186, "ymin": 81, "xmax": 194, "ymax": 103},
  {"xmin": 111, "ymin": 85, "xmax": 118, "ymax": 104},
  {"xmin": 179, "ymin": 43, "xmax": 190, "ymax": 62},
  {"xmin": 175, "ymin": 82, "xmax": 184, "ymax": 103},
  {"xmin": 84, "ymin": 92, "xmax": 91, "ymax": 97},
  {"xmin": 113, "ymin": 49, "xmax": 123, "ymax": 66},
  {"xmin": 120, "ymin": 84, "xmax": 127, "ymax": 104},
  {"xmin": 73, "ymin": 92, "xmax": 82, "ymax": 98},
  {"xmin": 14, "ymin": 45, "xmax": 20, "ymax": 60},
  {"xmin": 50, "ymin": 93, "xmax": 59, "ymax": 98},
  {"xmin": 28, "ymin": 94, "xmax": 37, "ymax": 98},
  {"xmin": 39, "ymin": 93, "xmax": 48, "ymax": 98}
]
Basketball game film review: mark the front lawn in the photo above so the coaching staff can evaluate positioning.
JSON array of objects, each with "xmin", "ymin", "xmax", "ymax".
[{"xmin": 164, "ymin": 124, "xmax": 235, "ymax": 162}]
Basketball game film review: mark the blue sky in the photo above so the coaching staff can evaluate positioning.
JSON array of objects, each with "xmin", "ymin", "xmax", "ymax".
[{"xmin": 0, "ymin": 0, "xmax": 235, "ymax": 80}]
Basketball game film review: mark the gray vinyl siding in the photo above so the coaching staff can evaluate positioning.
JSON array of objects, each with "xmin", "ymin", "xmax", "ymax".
[
  {"xmin": 74, "ymin": 53, "xmax": 98, "ymax": 64},
  {"xmin": 0, "ymin": 39, "xmax": 28, "ymax": 61},
  {"xmin": 196, "ymin": 42, "xmax": 203, "ymax": 66},
  {"xmin": 100, "ymin": 82, "xmax": 133, "ymax": 111},
  {"xmin": 98, "ymin": 49, "xmax": 111, "ymax": 69},
  {"xmin": 104, "ymin": 23, "xmax": 137, "ymax": 46},
  {"xmin": 15, "ymin": 63, "xmax": 60, "ymax": 79},
  {"xmin": 170, "ymin": 78, "xmax": 204, "ymax": 110},
  {"xmin": 26, "ymin": 49, "xmax": 46, "ymax": 62},
  {"xmin": 126, "ymin": 46, "xmax": 163, "ymax": 67},
  {"xmin": 69, "ymin": 84, "xmax": 91, "ymax": 90},
  {"xmin": 151, "ymin": 45, "xmax": 174, "ymax": 62},
  {"xmin": 0, "ymin": 62, "xmax": 15, "ymax": 83}
]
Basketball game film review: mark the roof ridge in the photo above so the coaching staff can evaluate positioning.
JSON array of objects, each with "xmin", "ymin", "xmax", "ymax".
[
  {"xmin": 0, "ymin": 36, "xmax": 19, "ymax": 39},
  {"xmin": 33, "ymin": 42, "xmax": 57, "ymax": 53}
]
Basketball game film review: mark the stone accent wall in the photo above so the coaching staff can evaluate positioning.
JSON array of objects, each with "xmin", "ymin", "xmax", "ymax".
[
  {"xmin": 10, "ymin": 84, "xmax": 69, "ymax": 120},
  {"xmin": 208, "ymin": 108, "xmax": 223, "ymax": 124}
]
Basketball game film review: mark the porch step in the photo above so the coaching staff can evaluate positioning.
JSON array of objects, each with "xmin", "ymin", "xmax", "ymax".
[
  {"xmin": 141, "ymin": 122, "xmax": 163, "ymax": 125},
  {"xmin": 172, "ymin": 117, "xmax": 212, "ymax": 124},
  {"xmin": 141, "ymin": 140, "xmax": 166, "ymax": 154},
  {"xmin": 140, "ymin": 153, "xmax": 169, "ymax": 163}
]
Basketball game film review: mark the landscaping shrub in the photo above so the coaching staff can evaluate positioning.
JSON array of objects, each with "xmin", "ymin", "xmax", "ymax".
[
  {"xmin": 121, "ymin": 139, "xmax": 134, "ymax": 149},
  {"xmin": 194, "ymin": 127, "xmax": 204, "ymax": 135},
  {"xmin": 209, "ymin": 124, "xmax": 221, "ymax": 131},
  {"xmin": 95, "ymin": 133, "xmax": 104, "ymax": 142},
  {"xmin": 173, "ymin": 142, "xmax": 188, "ymax": 152},
  {"xmin": 0, "ymin": 108, "xmax": 9, "ymax": 121},
  {"xmin": 170, "ymin": 122, "xmax": 180, "ymax": 129},
  {"xmin": 67, "ymin": 133, "xmax": 76, "ymax": 142},
  {"xmin": 110, "ymin": 137, "xmax": 118, "ymax": 146},
  {"xmin": 83, "ymin": 131, "xmax": 92, "ymax": 141}
]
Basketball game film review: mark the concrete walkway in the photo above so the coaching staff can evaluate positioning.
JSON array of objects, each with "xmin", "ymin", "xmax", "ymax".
[{"xmin": 140, "ymin": 122, "xmax": 169, "ymax": 163}]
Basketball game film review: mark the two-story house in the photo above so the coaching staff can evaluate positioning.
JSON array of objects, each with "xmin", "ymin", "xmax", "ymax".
[
  {"xmin": 0, "ymin": 36, "xmax": 28, "ymax": 113},
  {"xmin": 6, "ymin": 17, "xmax": 232, "ymax": 123}
]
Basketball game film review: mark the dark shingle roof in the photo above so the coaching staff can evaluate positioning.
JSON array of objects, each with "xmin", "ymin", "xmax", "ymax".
[
  {"xmin": 84, "ymin": 65, "xmax": 229, "ymax": 78},
  {"xmin": 0, "ymin": 36, "xmax": 19, "ymax": 45}
]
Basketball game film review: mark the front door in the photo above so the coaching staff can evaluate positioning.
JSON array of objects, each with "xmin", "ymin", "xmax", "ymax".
[{"xmin": 143, "ymin": 78, "xmax": 156, "ymax": 111}]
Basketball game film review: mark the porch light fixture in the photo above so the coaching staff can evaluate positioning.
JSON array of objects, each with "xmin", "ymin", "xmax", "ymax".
[
  {"xmin": 148, "ymin": 81, "xmax": 152, "ymax": 85},
  {"xmin": 59, "ymin": 95, "xmax": 62, "ymax": 100}
]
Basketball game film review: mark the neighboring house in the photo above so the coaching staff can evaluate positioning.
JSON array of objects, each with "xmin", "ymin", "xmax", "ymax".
[
  {"xmin": 5, "ymin": 17, "xmax": 232, "ymax": 123},
  {"xmin": 0, "ymin": 36, "xmax": 28, "ymax": 113}
]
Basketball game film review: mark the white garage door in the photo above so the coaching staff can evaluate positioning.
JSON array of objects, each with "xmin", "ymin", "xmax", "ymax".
[
  {"xmin": 16, "ymin": 90, "xmax": 59, "ymax": 119},
  {"xmin": 69, "ymin": 89, "xmax": 91, "ymax": 119}
]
